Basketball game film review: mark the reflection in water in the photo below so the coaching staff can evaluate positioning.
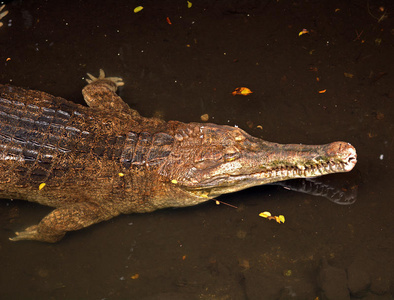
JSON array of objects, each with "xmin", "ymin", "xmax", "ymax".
[{"xmin": 274, "ymin": 177, "xmax": 358, "ymax": 205}]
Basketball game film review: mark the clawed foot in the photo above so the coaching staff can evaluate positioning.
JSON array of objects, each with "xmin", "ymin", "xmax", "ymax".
[
  {"xmin": 86, "ymin": 69, "xmax": 124, "ymax": 88},
  {"xmin": 9, "ymin": 225, "xmax": 39, "ymax": 241},
  {"xmin": 0, "ymin": 5, "xmax": 9, "ymax": 27},
  {"xmin": 9, "ymin": 225, "xmax": 64, "ymax": 243}
]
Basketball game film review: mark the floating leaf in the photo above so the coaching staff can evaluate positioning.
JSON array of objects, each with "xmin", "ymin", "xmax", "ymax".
[
  {"xmin": 134, "ymin": 6, "xmax": 143, "ymax": 13},
  {"xmin": 187, "ymin": 1, "xmax": 192, "ymax": 8},
  {"xmin": 39, "ymin": 183, "xmax": 46, "ymax": 190},
  {"xmin": 200, "ymin": 113, "xmax": 209, "ymax": 121},
  {"xmin": 260, "ymin": 212, "xmax": 285, "ymax": 224},
  {"xmin": 118, "ymin": 173, "xmax": 124, "ymax": 177},
  {"xmin": 131, "ymin": 274, "xmax": 139, "ymax": 279},
  {"xmin": 278, "ymin": 215, "xmax": 285, "ymax": 223},
  {"xmin": 232, "ymin": 87, "xmax": 253, "ymax": 96},
  {"xmin": 299, "ymin": 29, "xmax": 309, "ymax": 36},
  {"xmin": 318, "ymin": 89, "xmax": 326, "ymax": 94},
  {"xmin": 344, "ymin": 72, "xmax": 354, "ymax": 78},
  {"xmin": 166, "ymin": 17, "xmax": 172, "ymax": 25},
  {"xmin": 259, "ymin": 211, "xmax": 271, "ymax": 218}
]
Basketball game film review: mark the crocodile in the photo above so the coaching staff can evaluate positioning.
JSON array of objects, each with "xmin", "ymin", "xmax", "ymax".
[{"xmin": 0, "ymin": 70, "xmax": 357, "ymax": 242}]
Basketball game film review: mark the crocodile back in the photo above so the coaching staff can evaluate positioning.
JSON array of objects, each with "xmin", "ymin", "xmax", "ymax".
[{"xmin": 0, "ymin": 85, "xmax": 129, "ymax": 189}]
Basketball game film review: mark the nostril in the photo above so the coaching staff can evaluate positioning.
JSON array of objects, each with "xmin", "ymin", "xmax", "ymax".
[{"xmin": 348, "ymin": 156, "xmax": 357, "ymax": 164}]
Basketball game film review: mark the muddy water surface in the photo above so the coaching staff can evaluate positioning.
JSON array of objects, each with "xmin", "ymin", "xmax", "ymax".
[{"xmin": 0, "ymin": 0, "xmax": 393, "ymax": 299}]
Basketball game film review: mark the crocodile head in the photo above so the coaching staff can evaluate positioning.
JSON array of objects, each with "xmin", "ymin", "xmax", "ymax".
[{"xmin": 167, "ymin": 123, "xmax": 357, "ymax": 200}]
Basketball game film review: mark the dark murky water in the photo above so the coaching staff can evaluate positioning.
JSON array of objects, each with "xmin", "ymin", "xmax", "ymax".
[{"xmin": 1, "ymin": 0, "xmax": 393, "ymax": 299}]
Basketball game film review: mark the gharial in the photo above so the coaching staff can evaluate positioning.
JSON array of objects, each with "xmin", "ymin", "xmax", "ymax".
[{"xmin": 0, "ymin": 70, "xmax": 357, "ymax": 242}]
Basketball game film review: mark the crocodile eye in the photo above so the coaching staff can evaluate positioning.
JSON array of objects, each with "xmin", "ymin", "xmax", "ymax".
[{"xmin": 224, "ymin": 152, "xmax": 240, "ymax": 162}]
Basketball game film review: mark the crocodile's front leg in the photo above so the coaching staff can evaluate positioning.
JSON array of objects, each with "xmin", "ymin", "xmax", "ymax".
[
  {"xmin": 0, "ymin": 5, "xmax": 9, "ymax": 27},
  {"xmin": 82, "ymin": 69, "xmax": 140, "ymax": 117},
  {"xmin": 10, "ymin": 202, "xmax": 120, "ymax": 242}
]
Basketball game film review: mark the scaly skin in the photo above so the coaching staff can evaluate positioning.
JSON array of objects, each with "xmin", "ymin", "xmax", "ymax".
[{"xmin": 0, "ymin": 70, "xmax": 357, "ymax": 242}]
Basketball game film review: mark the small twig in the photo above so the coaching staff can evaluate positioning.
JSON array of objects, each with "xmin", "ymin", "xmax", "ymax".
[
  {"xmin": 212, "ymin": 199, "xmax": 238, "ymax": 209},
  {"xmin": 367, "ymin": 1, "xmax": 388, "ymax": 23},
  {"xmin": 353, "ymin": 30, "xmax": 363, "ymax": 41}
]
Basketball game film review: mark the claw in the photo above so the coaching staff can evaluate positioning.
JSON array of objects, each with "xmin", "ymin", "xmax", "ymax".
[
  {"xmin": 9, "ymin": 225, "xmax": 38, "ymax": 241},
  {"xmin": 0, "ymin": 4, "xmax": 9, "ymax": 27},
  {"xmin": 85, "ymin": 69, "xmax": 124, "ymax": 87}
]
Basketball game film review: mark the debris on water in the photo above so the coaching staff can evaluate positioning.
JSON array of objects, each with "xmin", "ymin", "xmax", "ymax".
[
  {"xmin": 131, "ymin": 274, "xmax": 139, "ymax": 279},
  {"xmin": 133, "ymin": 6, "xmax": 143, "ymax": 13},
  {"xmin": 187, "ymin": 1, "xmax": 192, "ymax": 8},
  {"xmin": 200, "ymin": 113, "xmax": 209, "ymax": 121},
  {"xmin": 259, "ymin": 212, "xmax": 285, "ymax": 224},
  {"xmin": 344, "ymin": 72, "xmax": 354, "ymax": 78},
  {"xmin": 39, "ymin": 183, "xmax": 46, "ymax": 190},
  {"xmin": 318, "ymin": 89, "xmax": 326, "ymax": 94},
  {"xmin": 379, "ymin": 154, "xmax": 384, "ymax": 160},
  {"xmin": 375, "ymin": 111, "xmax": 384, "ymax": 120},
  {"xmin": 238, "ymin": 258, "xmax": 250, "ymax": 270},
  {"xmin": 259, "ymin": 211, "xmax": 271, "ymax": 218},
  {"xmin": 298, "ymin": 28, "xmax": 309, "ymax": 36},
  {"xmin": 232, "ymin": 87, "xmax": 253, "ymax": 96}
]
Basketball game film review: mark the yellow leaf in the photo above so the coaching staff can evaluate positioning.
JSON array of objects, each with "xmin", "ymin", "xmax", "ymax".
[
  {"xmin": 278, "ymin": 215, "xmax": 285, "ymax": 223},
  {"xmin": 171, "ymin": 179, "xmax": 178, "ymax": 184},
  {"xmin": 39, "ymin": 183, "xmax": 46, "ymax": 190},
  {"xmin": 232, "ymin": 87, "xmax": 253, "ymax": 96},
  {"xmin": 187, "ymin": 1, "xmax": 192, "ymax": 8},
  {"xmin": 299, "ymin": 29, "xmax": 309, "ymax": 36},
  {"xmin": 118, "ymin": 173, "xmax": 124, "ymax": 177},
  {"xmin": 131, "ymin": 274, "xmax": 139, "ymax": 279},
  {"xmin": 134, "ymin": 6, "xmax": 143, "ymax": 13},
  {"xmin": 259, "ymin": 211, "xmax": 271, "ymax": 218}
]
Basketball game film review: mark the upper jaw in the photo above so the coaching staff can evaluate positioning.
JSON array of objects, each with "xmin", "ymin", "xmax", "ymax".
[{"xmin": 181, "ymin": 141, "xmax": 357, "ymax": 193}]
